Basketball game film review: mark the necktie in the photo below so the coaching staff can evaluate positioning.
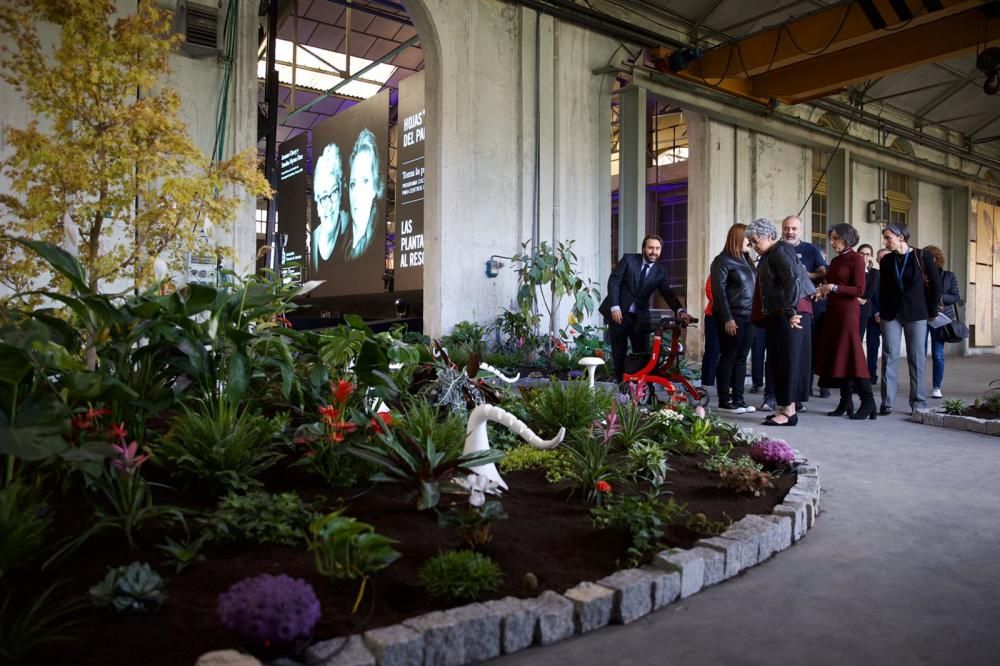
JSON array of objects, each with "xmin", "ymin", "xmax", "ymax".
[{"xmin": 639, "ymin": 264, "xmax": 649, "ymax": 289}]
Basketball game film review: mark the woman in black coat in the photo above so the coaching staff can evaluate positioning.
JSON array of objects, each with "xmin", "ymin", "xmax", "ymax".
[
  {"xmin": 710, "ymin": 224, "xmax": 757, "ymax": 414},
  {"xmin": 746, "ymin": 218, "xmax": 806, "ymax": 427},
  {"xmin": 923, "ymin": 245, "xmax": 962, "ymax": 399}
]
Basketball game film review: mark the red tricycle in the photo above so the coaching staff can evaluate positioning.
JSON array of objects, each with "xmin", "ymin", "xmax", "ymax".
[{"xmin": 622, "ymin": 316, "xmax": 710, "ymax": 407}]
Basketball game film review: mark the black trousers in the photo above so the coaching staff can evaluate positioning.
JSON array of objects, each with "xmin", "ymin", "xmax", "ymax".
[
  {"xmin": 701, "ymin": 314, "xmax": 720, "ymax": 387},
  {"xmin": 715, "ymin": 317, "xmax": 755, "ymax": 404},
  {"xmin": 609, "ymin": 312, "xmax": 652, "ymax": 381},
  {"xmin": 864, "ymin": 318, "xmax": 880, "ymax": 380},
  {"xmin": 765, "ymin": 313, "xmax": 809, "ymax": 407}
]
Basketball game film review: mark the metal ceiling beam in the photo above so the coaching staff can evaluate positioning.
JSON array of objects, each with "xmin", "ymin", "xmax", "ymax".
[
  {"xmin": 864, "ymin": 79, "xmax": 955, "ymax": 102},
  {"xmin": 749, "ymin": 5, "xmax": 1000, "ymax": 101},
  {"xmin": 281, "ymin": 35, "xmax": 418, "ymax": 124},
  {"xmin": 691, "ymin": 0, "xmax": 728, "ymax": 35},
  {"xmin": 967, "ymin": 109, "xmax": 1000, "ymax": 137},
  {"xmin": 693, "ymin": 0, "xmax": 981, "ymax": 79},
  {"xmin": 914, "ymin": 70, "xmax": 982, "ymax": 118},
  {"xmin": 325, "ymin": 0, "xmax": 413, "ymax": 26}
]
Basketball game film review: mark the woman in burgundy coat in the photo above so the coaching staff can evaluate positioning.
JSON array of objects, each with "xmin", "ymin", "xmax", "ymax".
[{"xmin": 814, "ymin": 223, "xmax": 877, "ymax": 420}]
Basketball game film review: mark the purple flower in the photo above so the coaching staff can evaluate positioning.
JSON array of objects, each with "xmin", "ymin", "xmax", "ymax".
[
  {"xmin": 567, "ymin": 370, "xmax": 583, "ymax": 380},
  {"xmin": 218, "ymin": 574, "xmax": 321, "ymax": 646},
  {"xmin": 749, "ymin": 438, "xmax": 796, "ymax": 465}
]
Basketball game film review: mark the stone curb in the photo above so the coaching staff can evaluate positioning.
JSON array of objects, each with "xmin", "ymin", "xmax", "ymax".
[
  {"xmin": 268, "ymin": 464, "xmax": 821, "ymax": 666},
  {"xmin": 911, "ymin": 407, "xmax": 1000, "ymax": 436}
]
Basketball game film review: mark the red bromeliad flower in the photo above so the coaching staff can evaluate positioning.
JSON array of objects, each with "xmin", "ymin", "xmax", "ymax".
[
  {"xmin": 594, "ymin": 480, "xmax": 613, "ymax": 494},
  {"xmin": 369, "ymin": 411, "xmax": 393, "ymax": 434},
  {"xmin": 332, "ymin": 380, "xmax": 354, "ymax": 405},
  {"xmin": 86, "ymin": 407, "xmax": 111, "ymax": 420},
  {"xmin": 109, "ymin": 422, "xmax": 128, "ymax": 440},
  {"xmin": 317, "ymin": 405, "xmax": 339, "ymax": 424}
]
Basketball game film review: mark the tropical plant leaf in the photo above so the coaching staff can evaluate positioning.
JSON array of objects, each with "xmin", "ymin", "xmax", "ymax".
[{"xmin": 15, "ymin": 239, "xmax": 87, "ymax": 293}]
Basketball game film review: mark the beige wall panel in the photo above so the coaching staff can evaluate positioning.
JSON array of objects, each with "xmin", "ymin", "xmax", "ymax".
[
  {"xmin": 976, "ymin": 204, "xmax": 993, "ymax": 265},
  {"xmin": 994, "ymin": 204, "xmax": 1000, "ymax": 286},
  {"xmin": 970, "ymin": 240, "xmax": 978, "ymax": 280},
  {"xmin": 974, "ymin": 264, "xmax": 993, "ymax": 346}
]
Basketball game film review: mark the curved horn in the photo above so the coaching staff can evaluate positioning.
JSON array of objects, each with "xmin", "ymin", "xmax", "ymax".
[
  {"xmin": 478, "ymin": 362, "xmax": 520, "ymax": 384},
  {"xmin": 463, "ymin": 404, "xmax": 566, "ymax": 490}
]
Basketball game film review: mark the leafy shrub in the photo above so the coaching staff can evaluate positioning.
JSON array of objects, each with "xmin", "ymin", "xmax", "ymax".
[
  {"xmin": 419, "ymin": 550, "xmax": 503, "ymax": 602},
  {"xmin": 749, "ymin": 439, "xmax": 796, "ymax": 466},
  {"xmin": 942, "ymin": 398, "xmax": 968, "ymax": 415},
  {"xmin": 439, "ymin": 499, "xmax": 507, "ymax": 547},
  {"xmin": 217, "ymin": 574, "xmax": 320, "ymax": 649},
  {"xmin": 718, "ymin": 460, "xmax": 774, "ymax": 496},
  {"xmin": 615, "ymin": 401, "xmax": 660, "ymax": 450},
  {"xmin": 0, "ymin": 477, "xmax": 52, "ymax": 577},
  {"xmin": 626, "ymin": 441, "xmax": 670, "ymax": 488},
  {"xmin": 523, "ymin": 379, "xmax": 612, "ymax": 440},
  {"xmin": 591, "ymin": 493, "xmax": 688, "ymax": 566},
  {"xmin": 156, "ymin": 533, "xmax": 207, "ymax": 573},
  {"xmin": 88, "ymin": 562, "xmax": 167, "ymax": 613},
  {"xmin": 157, "ymin": 399, "xmax": 281, "ymax": 495},
  {"xmin": 0, "ymin": 583, "xmax": 83, "ymax": 663},
  {"xmin": 558, "ymin": 436, "xmax": 620, "ymax": 504},
  {"xmin": 498, "ymin": 445, "xmax": 561, "ymax": 473},
  {"xmin": 347, "ymin": 430, "xmax": 504, "ymax": 510},
  {"xmin": 395, "ymin": 398, "xmax": 469, "ymax": 459},
  {"xmin": 207, "ymin": 490, "xmax": 318, "ymax": 547},
  {"xmin": 670, "ymin": 417, "xmax": 722, "ymax": 455}
]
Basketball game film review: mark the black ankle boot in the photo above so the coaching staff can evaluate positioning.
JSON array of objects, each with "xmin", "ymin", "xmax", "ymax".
[
  {"xmin": 850, "ymin": 399, "xmax": 877, "ymax": 420},
  {"xmin": 827, "ymin": 395, "xmax": 855, "ymax": 417}
]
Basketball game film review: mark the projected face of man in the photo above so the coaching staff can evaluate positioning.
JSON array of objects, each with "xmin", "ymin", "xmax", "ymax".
[{"xmin": 349, "ymin": 149, "xmax": 376, "ymax": 233}]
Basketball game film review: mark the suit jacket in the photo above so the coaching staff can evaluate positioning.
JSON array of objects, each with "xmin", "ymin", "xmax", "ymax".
[
  {"xmin": 598, "ymin": 254, "xmax": 683, "ymax": 322},
  {"xmin": 878, "ymin": 248, "xmax": 941, "ymax": 322}
]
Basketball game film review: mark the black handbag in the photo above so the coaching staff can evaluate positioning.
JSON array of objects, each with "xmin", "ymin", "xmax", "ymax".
[{"xmin": 942, "ymin": 304, "xmax": 969, "ymax": 343}]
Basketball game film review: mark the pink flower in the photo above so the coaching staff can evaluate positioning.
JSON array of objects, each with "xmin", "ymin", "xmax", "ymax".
[
  {"xmin": 628, "ymin": 380, "xmax": 648, "ymax": 406},
  {"xmin": 111, "ymin": 441, "xmax": 149, "ymax": 474},
  {"xmin": 695, "ymin": 406, "xmax": 706, "ymax": 418}
]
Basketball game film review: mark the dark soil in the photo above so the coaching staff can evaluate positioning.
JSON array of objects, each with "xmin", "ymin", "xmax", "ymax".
[
  {"xmin": 24, "ymin": 448, "xmax": 796, "ymax": 666},
  {"xmin": 960, "ymin": 406, "xmax": 1000, "ymax": 420}
]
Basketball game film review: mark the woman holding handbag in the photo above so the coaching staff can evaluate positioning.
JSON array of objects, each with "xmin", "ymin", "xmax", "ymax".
[
  {"xmin": 878, "ymin": 223, "xmax": 942, "ymax": 415},
  {"xmin": 923, "ymin": 245, "xmax": 962, "ymax": 399}
]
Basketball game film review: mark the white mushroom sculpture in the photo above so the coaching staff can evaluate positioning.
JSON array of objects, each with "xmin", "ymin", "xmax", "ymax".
[
  {"xmin": 577, "ymin": 356, "xmax": 606, "ymax": 389},
  {"xmin": 463, "ymin": 404, "xmax": 565, "ymax": 490}
]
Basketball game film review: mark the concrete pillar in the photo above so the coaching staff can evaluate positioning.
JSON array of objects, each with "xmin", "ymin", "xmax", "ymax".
[{"xmin": 619, "ymin": 85, "xmax": 646, "ymax": 257}]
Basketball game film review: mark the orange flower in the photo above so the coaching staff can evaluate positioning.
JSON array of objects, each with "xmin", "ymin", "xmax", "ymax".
[
  {"xmin": 369, "ymin": 411, "xmax": 393, "ymax": 434},
  {"xmin": 595, "ymin": 480, "xmax": 613, "ymax": 493}
]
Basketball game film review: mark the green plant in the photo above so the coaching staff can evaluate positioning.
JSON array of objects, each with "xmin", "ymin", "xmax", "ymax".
[
  {"xmin": 0, "ymin": 583, "xmax": 83, "ymax": 663},
  {"xmin": 492, "ymin": 309, "xmax": 541, "ymax": 353},
  {"xmin": 308, "ymin": 510, "xmax": 401, "ymax": 612},
  {"xmin": 671, "ymin": 417, "xmax": 722, "ymax": 455},
  {"xmin": 89, "ymin": 562, "xmax": 167, "ymax": 613},
  {"xmin": 0, "ymin": 476, "xmax": 52, "ymax": 577},
  {"xmin": 156, "ymin": 533, "xmax": 208, "ymax": 574},
  {"xmin": 498, "ymin": 445, "xmax": 561, "ymax": 473},
  {"xmin": 510, "ymin": 240, "xmax": 601, "ymax": 343},
  {"xmin": 439, "ymin": 499, "xmax": 508, "ymax": 547},
  {"xmin": 591, "ymin": 493, "xmax": 688, "ymax": 566},
  {"xmin": 942, "ymin": 398, "xmax": 968, "ymax": 415},
  {"xmin": 442, "ymin": 320, "xmax": 490, "ymax": 357},
  {"xmin": 524, "ymin": 378, "xmax": 612, "ymax": 440},
  {"xmin": 419, "ymin": 550, "xmax": 503, "ymax": 602},
  {"xmin": 347, "ymin": 430, "xmax": 504, "ymax": 511},
  {"xmin": 626, "ymin": 441, "xmax": 671, "ymax": 488},
  {"xmin": 559, "ymin": 436, "xmax": 620, "ymax": 505},
  {"xmin": 207, "ymin": 490, "xmax": 318, "ymax": 547},
  {"xmin": 395, "ymin": 398, "xmax": 468, "ymax": 460},
  {"xmin": 157, "ymin": 398, "xmax": 281, "ymax": 495},
  {"xmin": 614, "ymin": 401, "xmax": 660, "ymax": 450}
]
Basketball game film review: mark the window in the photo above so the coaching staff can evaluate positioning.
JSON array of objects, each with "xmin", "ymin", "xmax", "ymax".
[
  {"xmin": 885, "ymin": 169, "xmax": 910, "ymax": 226},
  {"xmin": 810, "ymin": 148, "xmax": 830, "ymax": 248}
]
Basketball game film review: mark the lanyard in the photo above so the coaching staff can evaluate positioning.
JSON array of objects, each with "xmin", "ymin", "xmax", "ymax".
[{"xmin": 894, "ymin": 250, "xmax": 910, "ymax": 289}]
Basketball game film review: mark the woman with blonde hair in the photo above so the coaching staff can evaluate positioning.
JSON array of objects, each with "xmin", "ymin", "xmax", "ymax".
[
  {"xmin": 923, "ymin": 245, "xmax": 961, "ymax": 398},
  {"xmin": 710, "ymin": 224, "xmax": 757, "ymax": 413}
]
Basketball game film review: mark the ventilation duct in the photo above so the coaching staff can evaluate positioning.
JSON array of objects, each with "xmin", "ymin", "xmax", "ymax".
[{"xmin": 176, "ymin": 0, "xmax": 220, "ymax": 58}]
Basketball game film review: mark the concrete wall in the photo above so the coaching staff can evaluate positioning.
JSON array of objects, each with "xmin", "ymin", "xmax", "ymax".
[{"xmin": 405, "ymin": 0, "xmax": 618, "ymax": 337}]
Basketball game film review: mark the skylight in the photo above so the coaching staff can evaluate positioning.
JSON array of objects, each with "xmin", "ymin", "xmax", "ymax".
[{"xmin": 257, "ymin": 39, "xmax": 397, "ymax": 100}]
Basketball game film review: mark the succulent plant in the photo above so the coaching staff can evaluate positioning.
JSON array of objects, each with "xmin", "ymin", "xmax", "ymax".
[
  {"xmin": 749, "ymin": 438, "xmax": 796, "ymax": 466},
  {"xmin": 89, "ymin": 562, "xmax": 167, "ymax": 613},
  {"xmin": 217, "ymin": 574, "xmax": 321, "ymax": 648}
]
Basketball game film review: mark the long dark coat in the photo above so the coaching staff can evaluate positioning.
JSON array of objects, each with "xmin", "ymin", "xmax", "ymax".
[{"xmin": 816, "ymin": 249, "xmax": 870, "ymax": 380}]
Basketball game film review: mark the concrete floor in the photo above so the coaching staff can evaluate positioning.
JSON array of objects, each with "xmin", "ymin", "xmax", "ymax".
[{"xmin": 493, "ymin": 355, "xmax": 1000, "ymax": 666}]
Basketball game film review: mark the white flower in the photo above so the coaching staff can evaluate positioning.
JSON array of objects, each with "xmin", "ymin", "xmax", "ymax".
[
  {"xmin": 455, "ymin": 473, "xmax": 501, "ymax": 508},
  {"xmin": 153, "ymin": 256, "xmax": 169, "ymax": 282},
  {"xmin": 203, "ymin": 216, "xmax": 215, "ymax": 240},
  {"xmin": 62, "ymin": 212, "xmax": 80, "ymax": 254}
]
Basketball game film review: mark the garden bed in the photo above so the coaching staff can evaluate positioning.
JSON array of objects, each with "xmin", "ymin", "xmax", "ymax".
[
  {"xmin": 30, "ymin": 449, "xmax": 796, "ymax": 666},
  {"xmin": 911, "ymin": 407, "xmax": 1000, "ymax": 435}
]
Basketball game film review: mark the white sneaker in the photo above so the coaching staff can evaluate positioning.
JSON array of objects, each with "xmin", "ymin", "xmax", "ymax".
[
  {"xmin": 931, "ymin": 388, "xmax": 943, "ymax": 398},
  {"xmin": 717, "ymin": 403, "xmax": 746, "ymax": 414},
  {"xmin": 735, "ymin": 401, "xmax": 756, "ymax": 413}
]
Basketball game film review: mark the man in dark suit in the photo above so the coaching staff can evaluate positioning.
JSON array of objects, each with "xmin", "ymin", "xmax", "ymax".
[{"xmin": 599, "ymin": 235, "xmax": 689, "ymax": 382}]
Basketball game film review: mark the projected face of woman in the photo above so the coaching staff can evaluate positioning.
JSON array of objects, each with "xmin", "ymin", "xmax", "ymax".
[{"xmin": 349, "ymin": 150, "xmax": 376, "ymax": 233}]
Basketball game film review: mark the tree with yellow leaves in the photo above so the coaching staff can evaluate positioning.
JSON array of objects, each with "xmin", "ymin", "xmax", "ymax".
[{"xmin": 0, "ymin": 0, "xmax": 270, "ymax": 296}]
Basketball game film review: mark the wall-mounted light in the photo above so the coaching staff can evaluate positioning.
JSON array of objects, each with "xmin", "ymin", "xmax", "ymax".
[
  {"xmin": 485, "ymin": 255, "xmax": 513, "ymax": 279},
  {"xmin": 393, "ymin": 298, "xmax": 409, "ymax": 318}
]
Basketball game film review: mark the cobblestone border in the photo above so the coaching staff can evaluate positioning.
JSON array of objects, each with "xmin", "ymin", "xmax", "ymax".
[
  {"xmin": 911, "ymin": 408, "xmax": 1000, "ymax": 436},
  {"xmin": 270, "ymin": 464, "xmax": 822, "ymax": 666}
]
